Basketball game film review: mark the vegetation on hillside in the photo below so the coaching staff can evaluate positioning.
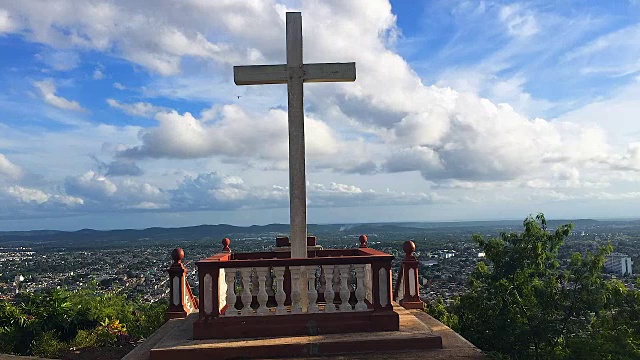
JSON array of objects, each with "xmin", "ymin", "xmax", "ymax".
[
  {"xmin": 427, "ymin": 214, "xmax": 640, "ymax": 359},
  {"xmin": 0, "ymin": 286, "xmax": 165, "ymax": 358}
]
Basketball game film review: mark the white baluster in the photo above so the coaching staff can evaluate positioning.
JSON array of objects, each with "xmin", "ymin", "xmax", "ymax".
[
  {"xmin": 273, "ymin": 267, "xmax": 287, "ymax": 315},
  {"xmin": 379, "ymin": 267, "xmax": 389, "ymax": 308},
  {"xmin": 322, "ymin": 265, "xmax": 336, "ymax": 313},
  {"xmin": 317, "ymin": 266, "xmax": 326, "ymax": 295},
  {"xmin": 354, "ymin": 264, "xmax": 367, "ymax": 311},
  {"xmin": 332, "ymin": 266, "xmax": 341, "ymax": 295},
  {"xmin": 203, "ymin": 273, "xmax": 213, "ymax": 315},
  {"xmin": 349, "ymin": 264, "xmax": 356, "ymax": 292},
  {"xmin": 240, "ymin": 268, "xmax": 253, "ymax": 316},
  {"xmin": 266, "ymin": 267, "xmax": 275, "ymax": 298},
  {"xmin": 218, "ymin": 268, "xmax": 227, "ymax": 312},
  {"xmin": 307, "ymin": 266, "xmax": 319, "ymax": 313},
  {"xmin": 338, "ymin": 265, "xmax": 352, "ymax": 312},
  {"xmin": 224, "ymin": 269, "xmax": 237, "ymax": 316},
  {"xmin": 290, "ymin": 266, "xmax": 302, "ymax": 314},
  {"xmin": 256, "ymin": 267, "xmax": 270, "ymax": 315}
]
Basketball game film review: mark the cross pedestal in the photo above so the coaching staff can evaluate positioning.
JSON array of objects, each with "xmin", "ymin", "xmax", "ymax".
[{"xmin": 234, "ymin": 12, "xmax": 356, "ymax": 259}]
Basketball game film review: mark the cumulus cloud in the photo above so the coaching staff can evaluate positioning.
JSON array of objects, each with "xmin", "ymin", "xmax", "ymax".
[
  {"xmin": 64, "ymin": 171, "xmax": 117, "ymax": 200},
  {"xmin": 91, "ymin": 154, "xmax": 144, "ymax": 177},
  {"xmin": 79, "ymin": 0, "xmax": 631, "ymax": 189},
  {"xmin": 4, "ymin": 185, "xmax": 83, "ymax": 206},
  {"xmin": 0, "ymin": 1, "xmax": 276, "ymax": 75},
  {"xmin": 0, "ymin": 185, "xmax": 84, "ymax": 219},
  {"xmin": 106, "ymin": 99, "xmax": 163, "ymax": 118},
  {"xmin": 169, "ymin": 172, "xmax": 442, "ymax": 211},
  {"xmin": 1, "ymin": 169, "xmax": 444, "ymax": 219},
  {"xmin": 2, "ymin": 0, "xmax": 640, "ymax": 223},
  {"xmin": 116, "ymin": 105, "xmax": 373, "ymax": 172},
  {"xmin": 307, "ymin": 182, "xmax": 442, "ymax": 207},
  {"xmin": 64, "ymin": 171, "xmax": 165, "ymax": 207},
  {"xmin": 33, "ymin": 79, "xmax": 85, "ymax": 112},
  {"xmin": 105, "ymin": 160, "xmax": 144, "ymax": 177},
  {"xmin": 170, "ymin": 172, "xmax": 287, "ymax": 211}
]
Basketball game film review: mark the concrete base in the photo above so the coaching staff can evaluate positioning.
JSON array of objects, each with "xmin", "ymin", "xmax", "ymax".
[
  {"xmin": 124, "ymin": 303, "xmax": 484, "ymax": 360},
  {"xmin": 193, "ymin": 309, "xmax": 399, "ymax": 339}
]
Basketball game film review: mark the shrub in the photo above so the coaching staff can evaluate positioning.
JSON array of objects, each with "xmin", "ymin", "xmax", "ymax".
[
  {"xmin": 31, "ymin": 331, "xmax": 66, "ymax": 358},
  {"xmin": 70, "ymin": 329, "xmax": 98, "ymax": 349}
]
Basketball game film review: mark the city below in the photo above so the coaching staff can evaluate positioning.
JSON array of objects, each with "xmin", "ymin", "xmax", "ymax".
[{"xmin": 1, "ymin": 219, "xmax": 637, "ymax": 304}]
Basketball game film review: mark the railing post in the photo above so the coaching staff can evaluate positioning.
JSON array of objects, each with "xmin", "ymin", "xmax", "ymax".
[
  {"xmin": 372, "ymin": 260, "xmax": 393, "ymax": 311},
  {"xmin": 399, "ymin": 240, "xmax": 424, "ymax": 309},
  {"xmin": 166, "ymin": 248, "xmax": 194, "ymax": 320},
  {"xmin": 198, "ymin": 239, "xmax": 234, "ymax": 319}
]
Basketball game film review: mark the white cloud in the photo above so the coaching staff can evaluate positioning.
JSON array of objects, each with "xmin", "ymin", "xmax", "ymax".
[
  {"xmin": 499, "ymin": 4, "xmax": 539, "ymax": 38},
  {"xmin": 1, "ymin": 0, "xmax": 640, "ymax": 225},
  {"xmin": 562, "ymin": 24, "xmax": 640, "ymax": 76},
  {"xmin": 33, "ymin": 79, "xmax": 85, "ymax": 112},
  {"xmin": 96, "ymin": 0, "xmax": 637, "ymax": 189},
  {"xmin": 0, "ymin": 154, "xmax": 24, "ymax": 180},
  {"xmin": 64, "ymin": 171, "xmax": 117, "ymax": 200},
  {"xmin": 93, "ymin": 68, "xmax": 105, "ymax": 80},
  {"xmin": 0, "ymin": 1, "xmax": 272, "ymax": 75},
  {"xmin": 106, "ymin": 99, "xmax": 163, "ymax": 118},
  {"xmin": 117, "ymin": 105, "xmax": 372, "ymax": 172},
  {"xmin": 64, "ymin": 171, "xmax": 167, "ymax": 209},
  {"xmin": 169, "ymin": 172, "xmax": 442, "ymax": 211},
  {"xmin": 37, "ymin": 50, "xmax": 80, "ymax": 71},
  {"xmin": 4, "ymin": 185, "xmax": 83, "ymax": 206},
  {"xmin": 557, "ymin": 79, "xmax": 640, "ymax": 146},
  {"xmin": 0, "ymin": 8, "xmax": 17, "ymax": 33}
]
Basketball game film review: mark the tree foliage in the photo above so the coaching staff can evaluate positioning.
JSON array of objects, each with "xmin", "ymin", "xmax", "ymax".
[
  {"xmin": 0, "ymin": 286, "xmax": 166, "ymax": 357},
  {"xmin": 427, "ymin": 214, "xmax": 640, "ymax": 360}
]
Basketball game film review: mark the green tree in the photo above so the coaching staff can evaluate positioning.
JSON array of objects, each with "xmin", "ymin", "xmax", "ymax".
[
  {"xmin": 0, "ymin": 287, "xmax": 166, "ymax": 356},
  {"xmin": 437, "ymin": 214, "xmax": 617, "ymax": 359}
]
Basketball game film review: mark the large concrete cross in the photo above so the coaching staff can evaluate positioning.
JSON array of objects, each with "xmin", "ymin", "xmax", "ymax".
[{"xmin": 234, "ymin": 12, "xmax": 356, "ymax": 259}]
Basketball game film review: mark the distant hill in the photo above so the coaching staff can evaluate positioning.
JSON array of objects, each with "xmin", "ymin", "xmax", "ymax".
[
  {"xmin": 0, "ymin": 222, "xmax": 416, "ymax": 245},
  {"xmin": 0, "ymin": 223, "xmax": 292, "ymax": 248},
  {"xmin": 1, "ymin": 218, "xmax": 637, "ymax": 249}
]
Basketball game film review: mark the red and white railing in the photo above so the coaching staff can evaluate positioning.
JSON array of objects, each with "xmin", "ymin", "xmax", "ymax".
[
  {"xmin": 197, "ymin": 236, "xmax": 392, "ymax": 320},
  {"xmin": 165, "ymin": 236, "xmax": 424, "ymax": 339}
]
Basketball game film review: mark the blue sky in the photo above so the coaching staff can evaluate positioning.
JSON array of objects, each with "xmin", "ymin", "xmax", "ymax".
[{"xmin": 1, "ymin": 0, "xmax": 640, "ymax": 231}]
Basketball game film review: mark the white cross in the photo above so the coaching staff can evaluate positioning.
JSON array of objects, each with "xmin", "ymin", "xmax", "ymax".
[{"xmin": 234, "ymin": 12, "xmax": 356, "ymax": 259}]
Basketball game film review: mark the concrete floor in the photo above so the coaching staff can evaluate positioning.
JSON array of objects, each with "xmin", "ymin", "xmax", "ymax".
[{"xmin": 123, "ymin": 304, "xmax": 484, "ymax": 360}]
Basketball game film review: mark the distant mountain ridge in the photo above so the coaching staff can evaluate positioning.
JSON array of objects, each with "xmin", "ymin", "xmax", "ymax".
[{"xmin": 1, "ymin": 218, "xmax": 638, "ymax": 248}]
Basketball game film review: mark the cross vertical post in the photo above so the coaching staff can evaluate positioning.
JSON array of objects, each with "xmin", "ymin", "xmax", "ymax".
[
  {"xmin": 286, "ymin": 12, "xmax": 307, "ymax": 259},
  {"xmin": 233, "ymin": 12, "xmax": 356, "ymax": 259}
]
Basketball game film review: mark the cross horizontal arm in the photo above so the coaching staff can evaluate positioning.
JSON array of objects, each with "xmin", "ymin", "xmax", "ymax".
[
  {"xmin": 305, "ymin": 62, "xmax": 356, "ymax": 83},
  {"xmin": 234, "ymin": 62, "xmax": 356, "ymax": 85}
]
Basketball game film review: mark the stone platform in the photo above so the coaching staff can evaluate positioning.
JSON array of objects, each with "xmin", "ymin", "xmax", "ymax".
[{"xmin": 124, "ymin": 304, "xmax": 484, "ymax": 360}]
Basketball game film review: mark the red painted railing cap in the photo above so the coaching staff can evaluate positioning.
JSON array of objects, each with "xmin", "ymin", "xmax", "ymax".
[
  {"xmin": 222, "ymin": 238, "xmax": 231, "ymax": 252},
  {"xmin": 403, "ymin": 240, "xmax": 416, "ymax": 257},
  {"xmin": 172, "ymin": 248, "xmax": 185, "ymax": 263},
  {"xmin": 359, "ymin": 234, "xmax": 368, "ymax": 248}
]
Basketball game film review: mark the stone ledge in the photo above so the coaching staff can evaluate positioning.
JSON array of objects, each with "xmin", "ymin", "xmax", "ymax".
[{"xmin": 123, "ymin": 304, "xmax": 483, "ymax": 360}]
